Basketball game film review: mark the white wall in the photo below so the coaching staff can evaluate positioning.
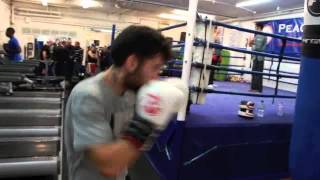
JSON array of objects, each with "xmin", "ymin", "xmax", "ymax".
[
  {"xmin": 160, "ymin": 23, "xmax": 186, "ymax": 42},
  {"xmin": 0, "ymin": 0, "xmax": 11, "ymax": 46},
  {"xmin": 10, "ymin": 1, "xmax": 182, "ymax": 58},
  {"xmin": 222, "ymin": 12, "xmax": 303, "ymax": 92},
  {"xmin": 14, "ymin": 17, "xmax": 111, "ymax": 50},
  {"xmin": 12, "ymin": 2, "xmax": 135, "ymax": 49}
]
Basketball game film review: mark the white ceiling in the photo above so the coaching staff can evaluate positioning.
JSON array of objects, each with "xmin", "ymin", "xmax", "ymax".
[
  {"xmin": 114, "ymin": 0, "xmax": 304, "ymax": 19},
  {"xmin": 12, "ymin": 0, "xmax": 305, "ymax": 20}
]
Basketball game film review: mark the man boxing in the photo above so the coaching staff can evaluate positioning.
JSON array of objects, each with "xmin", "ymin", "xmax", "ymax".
[{"xmin": 64, "ymin": 26, "xmax": 188, "ymax": 180}]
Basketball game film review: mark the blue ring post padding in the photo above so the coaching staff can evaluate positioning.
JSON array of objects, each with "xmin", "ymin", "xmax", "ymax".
[
  {"xmin": 191, "ymin": 87, "xmax": 296, "ymax": 99},
  {"xmin": 210, "ymin": 20, "xmax": 301, "ymax": 43},
  {"xmin": 290, "ymin": 56, "xmax": 320, "ymax": 179},
  {"xmin": 158, "ymin": 22, "xmax": 187, "ymax": 32}
]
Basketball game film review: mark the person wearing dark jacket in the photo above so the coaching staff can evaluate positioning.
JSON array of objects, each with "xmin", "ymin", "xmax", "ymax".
[
  {"xmin": 73, "ymin": 41, "xmax": 85, "ymax": 76},
  {"xmin": 52, "ymin": 41, "xmax": 70, "ymax": 76},
  {"xmin": 99, "ymin": 46, "xmax": 113, "ymax": 71}
]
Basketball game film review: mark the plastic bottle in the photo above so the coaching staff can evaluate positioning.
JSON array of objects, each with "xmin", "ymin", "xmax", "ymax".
[
  {"xmin": 277, "ymin": 102, "xmax": 284, "ymax": 117},
  {"xmin": 257, "ymin": 100, "xmax": 265, "ymax": 118}
]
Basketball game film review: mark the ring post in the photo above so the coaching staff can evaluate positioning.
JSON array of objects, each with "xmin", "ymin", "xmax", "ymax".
[
  {"xmin": 175, "ymin": 1, "xmax": 198, "ymax": 180},
  {"xmin": 177, "ymin": 0, "xmax": 199, "ymax": 121},
  {"xmin": 111, "ymin": 24, "xmax": 116, "ymax": 43},
  {"xmin": 290, "ymin": 1, "xmax": 320, "ymax": 179}
]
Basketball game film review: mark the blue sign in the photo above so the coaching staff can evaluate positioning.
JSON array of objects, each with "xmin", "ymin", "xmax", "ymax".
[{"xmin": 261, "ymin": 17, "xmax": 303, "ymax": 57}]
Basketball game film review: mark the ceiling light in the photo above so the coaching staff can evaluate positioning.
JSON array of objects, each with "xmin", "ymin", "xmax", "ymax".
[
  {"xmin": 41, "ymin": 0, "xmax": 48, "ymax": 6},
  {"xmin": 98, "ymin": 29, "xmax": 113, "ymax": 33},
  {"xmin": 81, "ymin": 0, "xmax": 102, "ymax": 9},
  {"xmin": 81, "ymin": 0, "xmax": 91, "ymax": 8},
  {"xmin": 172, "ymin": 9, "xmax": 188, "ymax": 16},
  {"xmin": 114, "ymin": 3, "xmax": 120, "ymax": 9},
  {"xmin": 91, "ymin": 28, "xmax": 113, "ymax": 33},
  {"xmin": 236, "ymin": 0, "xmax": 273, "ymax": 8},
  {"xmin": 158, "ymin": 13, "xmax": 187, "ymax": 21}
]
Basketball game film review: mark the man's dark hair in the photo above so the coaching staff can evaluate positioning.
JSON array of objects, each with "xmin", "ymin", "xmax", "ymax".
[
  {"xmin": 111, "ymin": 25, "xmax": 172, "ymax": 67},
  {"xmin": 6, "ymin": 27, "xmax": 15, "ymax": 34},
  {"xmin": 255, "ymin": 23, "xmax": 264, "ymax": 30}
]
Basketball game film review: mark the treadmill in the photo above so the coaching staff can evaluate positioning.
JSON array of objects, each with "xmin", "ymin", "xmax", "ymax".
[{"xmin": 0, "ymin": 84, "xmax": 64, "ymax": 179}]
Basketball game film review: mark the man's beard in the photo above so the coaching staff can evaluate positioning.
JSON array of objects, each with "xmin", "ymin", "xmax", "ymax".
[{"xmin": 123, "ymin": 67, "xmax": 145, "ymax": 92}]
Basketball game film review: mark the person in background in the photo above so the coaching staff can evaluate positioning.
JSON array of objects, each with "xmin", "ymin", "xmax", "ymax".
[
  {"xmin": 74, "ymin": 41, "xmax": 82, "ymax": 52},
  {"xmin": 99, "ymin": 46, "xmax": 113, "ymax": 71},
  {"xmin": 209, "ymin": 26, "xmax": 223, "ymax": 86},
  {"xmin": 47, "ymin": 40, "xmax": 58, "ymax": 76},
  {"xmin": 3, "ymin": 27, "xmax": 22, "ymax": 62},
  {"xmin": 73, "ymin": 41, "xmax": 85, "ymax": 77},
  {"xmin": 52, "ymin": 40, "xmax": 69, "ymax": 76},
  {"xmin": 40, "ymin": 41, "xmax": 52, "ymax": 61},
  {"xmin": 250, "ymin": 23, "xmax": 267, "ymax": 93},
  {"xmin": 86, "ymin": 45, "xmax": 99, "ymax": 76},
  {"xmin": 209, "ymin": 48, "xmax": 222, "ymax": 84},
  {"xmin": 38, "ymin": 41, "xmax": 53, "ymax": 76},
  {"xmin": 65, "ymin": 39, "xmax": 75, "ymax": 82}
]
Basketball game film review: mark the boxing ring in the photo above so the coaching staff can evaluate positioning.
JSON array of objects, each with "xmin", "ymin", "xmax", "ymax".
[
  {"xmin": 147, "ymin": 0, "xmax": 303, "ymax": 179},
  {"xmin": 148, "ymin": 82, "xmax": 295, "ymax": 179}
]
